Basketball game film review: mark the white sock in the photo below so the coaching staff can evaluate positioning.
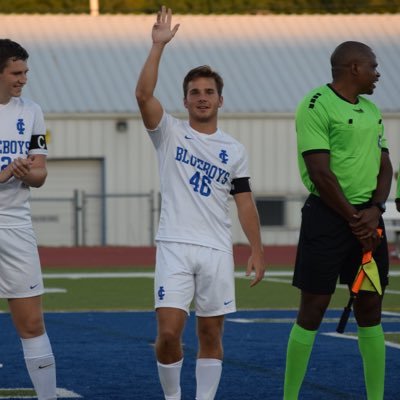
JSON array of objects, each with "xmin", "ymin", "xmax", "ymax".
[
  {"xmin": 195, "ymin": 358, "xmax": 222, "ymax": 400},
  {"xmin": 157, "ymin": 359, "xmax": 183, "ymax": 400},
  {"xmin": 21, "ymin": 333, "xmax": 57, "ymax": 400}
]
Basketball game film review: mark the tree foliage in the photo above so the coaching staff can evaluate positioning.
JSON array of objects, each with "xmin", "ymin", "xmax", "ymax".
[{"xmin": 0, "ymin": 0, "xmax": 399, "ymax": 14}]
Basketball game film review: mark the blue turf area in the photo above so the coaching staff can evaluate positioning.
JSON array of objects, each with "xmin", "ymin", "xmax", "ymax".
[{"xmin": 0, "ymin": 310, "xmax": 399, "ymax": 399}]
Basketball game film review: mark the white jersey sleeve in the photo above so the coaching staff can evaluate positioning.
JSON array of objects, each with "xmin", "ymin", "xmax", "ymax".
[{"xmin": 147, "ymin": 111, "xmax": 250, "ymax": 253}]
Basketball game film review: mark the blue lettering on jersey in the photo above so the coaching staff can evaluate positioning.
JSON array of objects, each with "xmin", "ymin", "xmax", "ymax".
[
  {"xmin": 175, "ymin": 146, "xmax": 230, "ymax": 184},
  {"xmin": 16, "ymin": 118, "xmax": 25, "ymax": 135},
  {"xmin": 158, "ymin": 286, "xmax": 166, "ymax": 300},
  {"xmin": 0, "ymin": 156, "xmax": 12, "ymax": 170},
  {"xmin": 190, "ymin": 171, "xmax": 212, "ymax": 196},
  {"xmin": 175, "ymin": 146, "xmax": 231, "ymax": 197},
  {"xmin": 0, "ymin": 140, "xmax": 30, "ymax": 155},
  {"xmin": 219, "ymin": 149, "xmax": 229, "ymax": 164}
]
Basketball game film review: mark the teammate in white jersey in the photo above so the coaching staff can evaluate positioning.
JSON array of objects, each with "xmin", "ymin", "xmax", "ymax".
[
  {"xmin": 0, "ymin": 39, "xmax": 57, "ymax": 400},
  {"xmin": 136, "ymin": 7, "xmax": 266, "ymax": 400}
]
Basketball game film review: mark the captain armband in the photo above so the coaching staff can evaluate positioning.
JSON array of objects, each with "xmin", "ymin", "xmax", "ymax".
[
  {"xmin": 230, "ymin": 177, "xmax": 251, "ymax": 195},
  {"xmin": 29, "ymin": 134, "xmax": 47, "ymax": 151}
]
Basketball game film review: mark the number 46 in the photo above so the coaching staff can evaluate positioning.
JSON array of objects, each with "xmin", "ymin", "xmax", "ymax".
[{"xmin": 189, "ymin": 171, "xmax": 212, "ymax": 197}]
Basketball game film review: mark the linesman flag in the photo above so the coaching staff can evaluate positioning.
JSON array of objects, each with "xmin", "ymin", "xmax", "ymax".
[
  {"xmin": 336, "ymin": 228, "xmax": 382, "ymax": 334},
  {"xmin": 357, "ymin": 251, "xmax": 382, "ymax": 295}
]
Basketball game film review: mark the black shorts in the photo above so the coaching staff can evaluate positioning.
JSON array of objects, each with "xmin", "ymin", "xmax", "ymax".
[{"xmin": 293, "ymin": 194, "xmax": 389, "ymax": 295}]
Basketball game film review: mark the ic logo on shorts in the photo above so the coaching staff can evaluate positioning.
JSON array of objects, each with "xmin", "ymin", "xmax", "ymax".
[
  {"xmin": 16, "ymin": 118, "xmax": 25, "ymax": 135},
  {"xmin": 158, "ymin": 286, "xmax": 165, "ymax": 300}
]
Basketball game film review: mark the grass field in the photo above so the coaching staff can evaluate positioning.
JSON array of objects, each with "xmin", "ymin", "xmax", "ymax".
[
  {"xmin": 1, "ymin": 265, "xmax": 399, "ymax": 312},
  {"xmin": 43, "ymin": 265, "xmax": 400, "ymax": 311}
]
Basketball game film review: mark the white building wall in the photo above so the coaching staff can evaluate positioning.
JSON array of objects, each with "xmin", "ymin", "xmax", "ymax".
[
  {"xmin": 219, "ymin": 114, "xmax": 304, "ymax": 194},
  {"xmin": 383, "ymin": 115, "xmax": 400, "ymax": 201},
  {"xmin": 220, "ymin": 114, "xmax": 306, "ymax": 245},
  {"xmin": 32, "ymin": 115, "xmax": 161, "ymax": 246},
  {"xmin": 44, "ymin": 116, "xmax": 159, "ymax": 191}
]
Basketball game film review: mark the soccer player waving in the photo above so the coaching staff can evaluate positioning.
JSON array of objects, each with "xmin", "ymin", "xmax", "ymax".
[{"xmin": 135, "ymin": 6, "xmax": 266, "ymax": 400}]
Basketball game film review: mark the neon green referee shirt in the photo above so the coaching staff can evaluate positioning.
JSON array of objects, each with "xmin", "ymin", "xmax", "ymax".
[{"xmin": 296, "ymin": 84, "xmax": 388, "ymax": 204}]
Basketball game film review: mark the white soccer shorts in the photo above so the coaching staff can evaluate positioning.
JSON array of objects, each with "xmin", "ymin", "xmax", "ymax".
[
  {"xmin": 154, "ymin": 241, "xmax": 236, "ymax": 317},
  {"xmin": 0, "ymin": 226, "xmax": 44, "ymax": 298}
]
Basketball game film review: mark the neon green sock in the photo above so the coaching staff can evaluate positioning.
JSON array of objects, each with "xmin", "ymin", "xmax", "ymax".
[
  {"xmin": 358, "ymin": 324, "xmax": 385, "ymax": 400},
  {"xmin": 283, "ymin": 323, "xmax": 317, "ymax": 400}
]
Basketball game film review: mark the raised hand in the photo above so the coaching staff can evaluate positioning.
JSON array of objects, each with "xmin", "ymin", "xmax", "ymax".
[{"xmin": 152, "ymin": 6, "xmax": 180, "ymax": 45}]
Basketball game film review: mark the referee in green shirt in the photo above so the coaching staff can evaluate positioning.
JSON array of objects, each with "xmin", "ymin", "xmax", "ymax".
[{"xmin": 284, "ymin": 41, "xmax": 393, "ymax": 400}]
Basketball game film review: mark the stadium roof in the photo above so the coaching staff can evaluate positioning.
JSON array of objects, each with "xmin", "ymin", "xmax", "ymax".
[{"xmin": 1, "ymin": 13, "xmax": 399, "ymax": 113}]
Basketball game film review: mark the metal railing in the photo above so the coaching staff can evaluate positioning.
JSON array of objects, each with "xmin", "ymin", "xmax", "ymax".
[{"xmin": 31, "ymin": 190, "xmax": 157, "ymax": 246}]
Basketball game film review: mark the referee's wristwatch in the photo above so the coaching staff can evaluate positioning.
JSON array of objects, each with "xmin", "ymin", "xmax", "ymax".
[{"xmin": 372, "ymin": 201, "xmax": 386, "ymax": 214}]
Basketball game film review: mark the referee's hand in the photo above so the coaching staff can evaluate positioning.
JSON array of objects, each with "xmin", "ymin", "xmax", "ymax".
[{"xmin": 358, "ymin": 233, "xmax": 382, "ymax": 253}]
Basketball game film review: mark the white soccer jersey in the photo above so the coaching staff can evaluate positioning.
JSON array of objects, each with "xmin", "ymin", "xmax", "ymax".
[
  {"xmin": 148, "ymin": 111, "xmax": 250, "ymax": 253},
  {"xmin": 0, "ymin": 97, "xmax": 48, "ymax": 227}
]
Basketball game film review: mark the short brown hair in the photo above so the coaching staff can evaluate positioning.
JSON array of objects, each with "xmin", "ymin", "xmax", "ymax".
[
  {"xmin": 183, "ymin": 65, "xmax": 224, "ymax": 98},
  {"xmin": 0, "ymin": 39, "xmax": 29, "ymax": 73}
]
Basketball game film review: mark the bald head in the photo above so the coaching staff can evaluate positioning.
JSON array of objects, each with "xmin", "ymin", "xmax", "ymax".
[{"xmin": 331, "ymin": 41, "xmax": 375, "ymax": 79}]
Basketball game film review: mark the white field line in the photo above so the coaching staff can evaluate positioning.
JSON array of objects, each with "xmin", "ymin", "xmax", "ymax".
[
  {"xmin": 226, "ymin": 317, "xmax": 400, "ymax": 350},
  {"xmin": 227, "ymin": 317, "xmax": 400, "ymax": 324},
  {"xmin": 44, "ymin": 288, "xmax": 67, "ymax": 293},
  {"xmin": 0, "ymin": 388, "xmax": 82, "ymax": 398},
  {"xmin": 322, "ymin": 332, "xmax": 400, "ymax": 349},
  {"xmin": 382, "ymin": 311, "xmax": 400, "ymax": 316},
  {"xmin": 43, "ymin": 272, "xmax": 156, "ymax": 279},
  {"xmin": 384, "ymin": 289, "xmax": 400, "ymax": 294},
  {"xmin": 336, "ymin": 283, "xmax": 400, "ymax": 295},
  {"xmin": 42, "ymin": 271, "xmax": 294, "ymax": 279},
  {"xmin": 42, "ymin": 270, "xmax": 400, "ymax": 279}
]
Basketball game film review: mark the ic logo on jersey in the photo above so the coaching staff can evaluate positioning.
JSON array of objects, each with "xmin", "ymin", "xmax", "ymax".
[
  {"xmin": 158, "ymin": 286, "xmax": 166, "ymax": 300},
  {"xmin": 16, "ymin": 118, "xmax": 25, "ymax": 135},
  {"xmin": 219, "ymin": 150, "xmax": 228, "ymax": 164}
]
